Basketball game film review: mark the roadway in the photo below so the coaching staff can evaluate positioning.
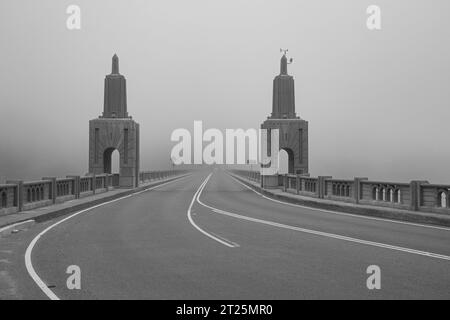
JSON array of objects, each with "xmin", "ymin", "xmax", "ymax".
[{"xmin": 1, "ymin": 169, "xmax": 449, "ymax": 299}]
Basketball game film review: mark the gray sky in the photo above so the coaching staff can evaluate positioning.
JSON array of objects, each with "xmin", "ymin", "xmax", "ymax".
[{"xmin": 1, "ymin": 0, "xmax": 449, "ymax": 183}]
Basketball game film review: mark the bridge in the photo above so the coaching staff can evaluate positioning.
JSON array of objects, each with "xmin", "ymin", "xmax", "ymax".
[{"xmin": 0, "ymin": 54, "xmax": 449, "ymax": 300}]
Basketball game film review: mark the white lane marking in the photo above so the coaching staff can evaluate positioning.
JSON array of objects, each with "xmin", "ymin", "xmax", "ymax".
[
  {"xmin": 0, "ymin": 220, "xmax": 34, "ymax": 234},
  {"xmin": 196, "ymin": 191, "xmax": 450, "ymax": 261},
  {"xmin": 25, "ymin": 174, "xmax": 191, "ymax": 301},
  {"xmin": 187, "ymin": 173, "xmax": 239, "ymax": 248},
  {"xmin": 228, "ymin": 173, "xmax": 450, "ymax": 232}
]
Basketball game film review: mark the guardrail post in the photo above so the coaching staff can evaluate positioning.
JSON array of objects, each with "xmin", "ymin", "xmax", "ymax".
[
  {"xmin": 107, "ymin": 174, "xmax": 112, "ymax": 189},
  {"xmin": 410, "ymin": 180, "xmax": 428, "ymax": 211},
  {"xmin": 42, "ymin": 177, "xmax": 57, "ymax": 204},
  {"xmin": 283, "ymin": 174, "xmax": 287, "ymax": 192},
  {"xmin": 67, "ymin": 176, "xmax": 81, "ymax": 199},
  {"xmin": 353, "ymin": 177, "xmax": 368, "ymax": 204},
  {"xmin": 6, "ymin": 180, "xmax": 23, "ymax": 212},
  {"xmin": 317, "ymin": 176, "xmax": 332, "ymax": 199},
  {"xmin": 296, "ymin": 174, "xmax": 300, "ymax": 194},
  {"xmin": 299, "ymin": 173, "xmax": 309, "ymax": 192},
  {"xmin": 92, "ymin": 174, "xmax": 96, "ymax": 195}
]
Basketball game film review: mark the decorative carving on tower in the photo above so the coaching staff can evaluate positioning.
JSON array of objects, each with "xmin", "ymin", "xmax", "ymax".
[{"xmin": 88, "ymin": 55, "xmax": 140, "ymax": 188}]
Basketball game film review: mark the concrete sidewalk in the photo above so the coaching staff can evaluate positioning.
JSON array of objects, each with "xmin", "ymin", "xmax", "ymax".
[
  {"xmin": 230, "ymin": 173, "xmax": 450, "ymax": 228},
  {"xmin": 0, "ymin": 174, "xmax": 190, "ymax": 229}
]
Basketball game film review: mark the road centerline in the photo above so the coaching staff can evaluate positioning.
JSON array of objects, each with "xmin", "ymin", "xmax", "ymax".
[{"xmin": 187, "ymin": 173, "xmax": 239, "ymax": 248}]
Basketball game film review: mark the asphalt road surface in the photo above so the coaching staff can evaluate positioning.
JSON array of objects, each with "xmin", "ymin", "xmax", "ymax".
[{"xmin": 1, "ymin": 169, "xmax": 449, "ymax": 299}]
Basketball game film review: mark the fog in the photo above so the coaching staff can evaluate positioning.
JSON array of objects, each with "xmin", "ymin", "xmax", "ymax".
[{"xmin": 1, "ymin": 0, "xmax": 449, "ymax": 183}]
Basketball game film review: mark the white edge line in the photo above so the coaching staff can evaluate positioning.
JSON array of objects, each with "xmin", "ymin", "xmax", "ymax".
[
  {"xmin": 0, "ymin": 220, "xmax": 34, "ymax": 233},
  {"xmin": 187, "ymin": 173, "xmax": 238, "ymax": 248},
  {"xmin": 24, "ymin": 174, "xmax": 190, "ymax": 301},
  {"xmin": 228, "ymin": 173, "xmax": 450, "ymax": 232},
  {"xmin": 196, "ymin": 187, "xmax": 450, "ymax": 262}
]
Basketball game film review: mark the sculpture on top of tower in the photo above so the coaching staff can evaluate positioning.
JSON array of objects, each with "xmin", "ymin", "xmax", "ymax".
[
  {"xmin": 279, "ymin": 49, "xmax": 293, "ymax": 75},
  {"xmin": 111, "ymin": 53, "xmax": 119, "ymax": 74}
]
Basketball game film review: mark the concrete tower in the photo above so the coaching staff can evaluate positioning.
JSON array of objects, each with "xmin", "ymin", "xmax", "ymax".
[
  {"xmin": 261, "ymin": 51, "xmax": 309, "ymax": 176},
  {"xmin": 88, "ymin": 55, "xmax": 140, "ymax": 188}
]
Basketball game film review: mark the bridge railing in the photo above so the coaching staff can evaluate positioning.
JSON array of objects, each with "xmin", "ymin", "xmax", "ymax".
[
  {"xmin": 139, "ymin": 170, "xmax": 188, "ymax": 183},
  {"xmin": 230, "ymin": 170, "xmax": 450, "ymax": 216},
  {"xmin": 0, "ymin": 170, "xmax": 188, "ymax": 216},
  {"xmin": 0, "ymin": 183, "xmax": 19, "ymax": 215},
  {"xmin": 229, "ymin": 170, "xmax": 261, "ymax": 183},
  {"xmin": 23, "ymin": 180, "xmax": 53, "ymax": 211},
  {"xmin": 419, "ymin": 183, "xmax": 450, "ymax": 214}
]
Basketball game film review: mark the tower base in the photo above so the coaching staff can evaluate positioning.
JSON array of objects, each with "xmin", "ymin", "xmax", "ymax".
[
  {"xmin": 261, "ymin": 118, "xmax": 309, "ymax": 175},
  {"xmin": 89, "ymin": 118, "xmax": 140, "ymax": 188}
]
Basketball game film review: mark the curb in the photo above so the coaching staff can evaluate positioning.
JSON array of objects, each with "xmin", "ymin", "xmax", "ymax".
[
  {"xmin": 0, "ymin": 174, "xmax": 190, "ymax": 229},
  {"xmin": 230, "ymin": 174, "xmax": 450, "ymax": 228}
]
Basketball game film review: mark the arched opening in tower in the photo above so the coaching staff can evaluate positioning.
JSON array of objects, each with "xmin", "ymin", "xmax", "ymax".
[
  {"xmin": 111, "ymin": 149, "xmax": 120, "ymax": 174},
  {"xmin": 278, "ymin": 148, "xmax": 294, "ymax": 174},
  {"xmin": 103, "ymin": 148, "xmax": 121, "ymax": 174}
]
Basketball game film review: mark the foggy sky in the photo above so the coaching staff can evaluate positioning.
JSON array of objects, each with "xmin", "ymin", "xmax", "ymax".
[{"xmin": 1, "ymin": 0, "xmax": 450, "ymax": 183}]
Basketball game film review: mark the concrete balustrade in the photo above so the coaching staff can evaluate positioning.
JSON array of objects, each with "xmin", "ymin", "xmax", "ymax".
[
  {"xmin": 0, "ymin": 183, "xmax": 19, "ymax": 214},
  {"xmin": 231, "ymin": 170, "xmax": 450, "ymax": 216},
  {"xmin": 0, "ymin": 170, "xmax": 188, "ymax": 216},
  {"xmin": 139, "ymin": 170, "xmax": 181, "ymax": 183}
]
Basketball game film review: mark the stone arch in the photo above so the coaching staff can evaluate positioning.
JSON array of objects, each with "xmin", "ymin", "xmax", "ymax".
[
  {"xmin": 380, "ymin": 187, "xmax": 385, "ymax": 201},
  {"xmin": 386, "ymin": 188, "xmax": 392, "ymax": 202},
  {"xmin": 389, "ymin": 189, "xmax": 394, "ymax": 202},
  {"xmin": 394, "ymin": 189, "xmax": 401, "ymax": 203},
  {"xmin": 103, "ymin": 147, "xmax": 121, "ymax": 174},
  {"xmin": 437, "ymin": 190, "xmax": 448, "ymax": 208},
  {"xmin": 279, "ymin": 148, "xmax": 295, "ymax": 174}
]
